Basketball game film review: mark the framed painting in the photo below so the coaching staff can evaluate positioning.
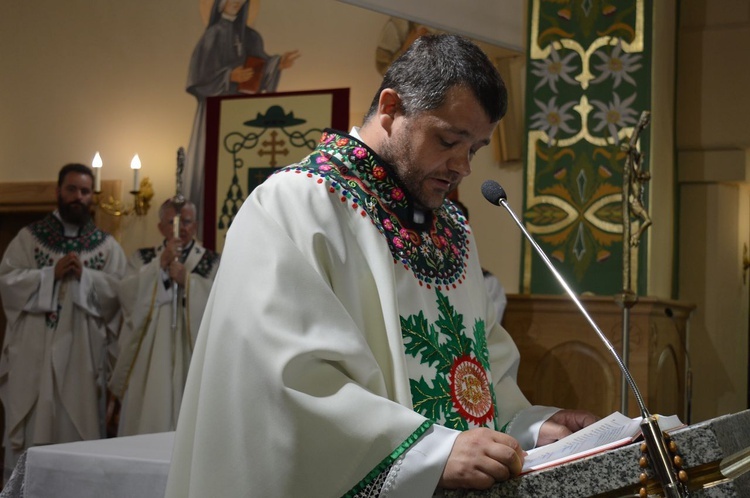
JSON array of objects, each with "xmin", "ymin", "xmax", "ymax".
[{"xmin": 203, "ymin": 88, "xmax": 350, "ymax": 251}]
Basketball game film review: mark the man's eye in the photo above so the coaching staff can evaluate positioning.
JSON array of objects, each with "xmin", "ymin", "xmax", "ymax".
[{"xmin": 439, "ymin": 138, "xmax": 455, "ymax": 148}]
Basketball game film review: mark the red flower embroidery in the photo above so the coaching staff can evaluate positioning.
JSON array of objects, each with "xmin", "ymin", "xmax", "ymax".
[
  {"xmin": 399, "ymin": 228, "xmax": 421, "ymax": 245},
  {"xmin": 431, "ymin": 233, "xmax": 448, "ymax": 249},
  {"xmin": 353, "ymin": 147, "xmax": 367, "ymax": 159},
  {"xmin": 373, "ymin": 166, "xmax": 387, "ymax": 180}
]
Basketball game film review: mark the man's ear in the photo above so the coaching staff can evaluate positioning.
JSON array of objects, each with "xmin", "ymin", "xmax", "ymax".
[{"xmin": 378, "ymin": 89, "xmax": 401, "ymax": 133}]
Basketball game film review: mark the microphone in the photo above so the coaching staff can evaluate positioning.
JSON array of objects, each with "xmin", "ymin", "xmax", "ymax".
[{"xmin": 481, "ymin": 179, "xmax": 689, "ymax": 497}]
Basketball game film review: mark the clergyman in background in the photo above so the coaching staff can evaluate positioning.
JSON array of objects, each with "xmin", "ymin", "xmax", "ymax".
[
  {"xmin": 0, "ymin": 163, "xmax": 126, "ymax": 479},
  {"xmin": 109, "ymin": 199, "xmax": 219, "ymax": 436}
]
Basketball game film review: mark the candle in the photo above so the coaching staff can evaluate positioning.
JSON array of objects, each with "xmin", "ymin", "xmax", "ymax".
[
  {"xmin": 131, "ymin": 154, "xmax": 142, "ymax": 192},
  {"xmin": 92, "ymin": 152, "xmax": 102, "ymax": 192}
]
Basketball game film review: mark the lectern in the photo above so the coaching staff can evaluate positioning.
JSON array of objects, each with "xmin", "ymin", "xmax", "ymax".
[
  {"xmin": 502, "ymin": 294, "xmax": 694, "ymax": 419},
  {"xmin": 444, "ymin": 410, "xmax": 750, "ymax": 497}
]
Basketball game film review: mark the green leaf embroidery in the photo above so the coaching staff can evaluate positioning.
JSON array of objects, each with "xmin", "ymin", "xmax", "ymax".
[{"xmin": 402, "ymin": 289, "xmax": 496, "ymax": 429}]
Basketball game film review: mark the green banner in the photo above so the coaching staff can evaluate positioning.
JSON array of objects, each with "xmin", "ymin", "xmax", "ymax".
[{"xmin": 522, "ymin": 0, "xmax": 652, "ymax": 295}]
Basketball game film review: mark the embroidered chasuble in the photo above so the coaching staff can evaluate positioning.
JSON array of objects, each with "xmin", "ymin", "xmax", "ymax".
[
  {"xmin": 166, "ymin": 131, "xmax": 533, "ymax": 498},
  {"xmin": 0, "ymin": 214, "xmax": 126, "ymax": 472},
  {"xmin": 110, "ymin": 241, "xmax": 220, "ymax": 436}
]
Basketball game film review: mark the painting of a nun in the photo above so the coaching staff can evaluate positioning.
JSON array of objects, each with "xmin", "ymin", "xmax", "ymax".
[{"xmin": 184, "ymin": 0, "xmax": 300, "ymax": 229}]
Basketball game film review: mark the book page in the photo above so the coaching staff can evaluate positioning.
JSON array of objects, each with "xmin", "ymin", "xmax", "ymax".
[
  {"xmin": 522, "ymin": 412, "xmax": 639, "ymax": 473},
  {"xmin": 521, "ymin": 412, "xmax": 685, "ymax": 473}
]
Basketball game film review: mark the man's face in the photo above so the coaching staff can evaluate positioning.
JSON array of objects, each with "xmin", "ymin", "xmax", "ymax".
[
  {"xmin": 57, "ymin": 172, "xmax": 93, "ymax": 225},
  {"xmin": 380, "ymin": 86, "xmax": 497, "ymax": 210},
  {"xmin": 158, "ymin": 206, "xmax": 197, "ymax": 247}
]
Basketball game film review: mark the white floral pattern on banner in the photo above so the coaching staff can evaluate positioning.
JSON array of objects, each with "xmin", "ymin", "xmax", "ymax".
[
  {"xmin": 531, "ymin": 44, "xmax": 579, "ymax": 93},
  {"xmin": 530, "ymin": 96, "xmax": 578, "ymax": 145},
  {"xmin": 590, "ymin": 93, "xmax": 639, "ymax": 145}
]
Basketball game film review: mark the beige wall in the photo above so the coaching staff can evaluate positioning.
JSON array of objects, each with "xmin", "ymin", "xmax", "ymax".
[
  {"xmin": 647, "ymin": 0, "xmax": 677, "ymax": 298},
  {"xmin": 676, "ymin": 0, "xmax": 750, "ymax": 421}
]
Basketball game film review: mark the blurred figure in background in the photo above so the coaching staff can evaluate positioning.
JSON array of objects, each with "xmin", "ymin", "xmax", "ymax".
[
  {"xmin": 454, "ymin": 199, "xmax": 507, "ymax": 324},
  {"xmin": 109, "ymin": 199, "xmax": 219, "ymax": 436}
]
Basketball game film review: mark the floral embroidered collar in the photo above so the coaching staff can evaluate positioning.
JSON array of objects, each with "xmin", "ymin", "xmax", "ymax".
[
  {"xmin": 28, "ymin": 213, "xmax": 108, "ymax": 254},
  {"xmin": 281, "ymin": 129, "xmax": 471, "ymax": 289}
]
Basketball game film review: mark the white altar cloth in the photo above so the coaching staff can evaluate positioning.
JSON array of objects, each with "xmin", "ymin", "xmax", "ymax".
[{"xmin": 8, "ymin": 432, "xmax": 173, "ymax": 498}]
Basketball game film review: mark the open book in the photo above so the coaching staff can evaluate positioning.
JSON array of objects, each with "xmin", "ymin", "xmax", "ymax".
[{"xmin": 522, "ymin": 412, "xmax": 684, "ymax": 473}]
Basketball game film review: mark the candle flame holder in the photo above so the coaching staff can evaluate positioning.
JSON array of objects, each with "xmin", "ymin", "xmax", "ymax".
[{"xmin": 94, "ymin": 177, "xmax": 154, "ymax": 217}]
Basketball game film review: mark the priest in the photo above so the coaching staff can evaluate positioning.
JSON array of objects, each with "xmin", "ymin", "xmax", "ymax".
[
  {"xmin": 166, "ymin": 34, "xmax": 596, "ymax": 497},
  {"xmin": 109, "ymin": 199, "xmax": 219, "ymax": 436},
  {"xmin": 0, "ymin": 163, "xmax": 126, "ymax": 479}
]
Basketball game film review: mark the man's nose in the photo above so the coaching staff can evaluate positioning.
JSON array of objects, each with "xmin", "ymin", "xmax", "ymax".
[{"xmin": 447, "ymin": 152, "xmax": 472, "ymax": 178}]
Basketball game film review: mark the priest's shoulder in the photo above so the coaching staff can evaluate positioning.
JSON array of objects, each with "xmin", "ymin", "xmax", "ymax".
[
  {"xmin": 194, "ymin": 247, "xmax": 220, "ymax": 278},
  {"xmin": 133, "ymin": 247, "xmax": 158, "ymax": 264}
]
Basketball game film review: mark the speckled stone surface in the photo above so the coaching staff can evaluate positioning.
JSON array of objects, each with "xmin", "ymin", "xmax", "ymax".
[{"xmin": 444, "ymin": 410, "xmax": 750, "ymax": 497}]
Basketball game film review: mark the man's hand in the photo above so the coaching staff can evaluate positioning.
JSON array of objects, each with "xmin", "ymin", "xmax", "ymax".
[
  {"xmin": 168, "ymin": 261, "xmax": 187, "ymax": 286},
  {"xmin": 54, "ymin": 252, "xmax": 82, "ymax": 281},
  {"xmin": 537, "ymin": 409, "xmax": 599, "ymax": 447},
  {"xmin": 160, "ymin": 239, "xmax": 182, "ymax": 270},
  {"xmin": 439, "ymin": 428, "xmax": 525, "ymax": 490}
]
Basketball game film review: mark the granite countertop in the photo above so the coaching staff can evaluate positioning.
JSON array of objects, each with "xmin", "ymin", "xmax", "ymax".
[{"xmin": 444, "ymin": 410, "xmax": 750, "ymax": 498}]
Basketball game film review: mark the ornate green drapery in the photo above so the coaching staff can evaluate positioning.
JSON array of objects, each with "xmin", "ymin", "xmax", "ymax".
[{"xmin": 522, "ymin": 0, "xmax": 652, "ymax": 295}]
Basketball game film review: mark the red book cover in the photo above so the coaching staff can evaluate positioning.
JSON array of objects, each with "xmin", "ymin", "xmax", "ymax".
[{"xmin": 238, "ymin": 56, "xmax": 265, "ymax": 94}]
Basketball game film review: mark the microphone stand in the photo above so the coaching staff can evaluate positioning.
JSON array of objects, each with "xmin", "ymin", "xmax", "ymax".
[
  {"xmin": 171, "ymin": 148, "xmax": 186, "ymax": 336},
  {"xmin": 482, "ymin": 180, "xmax": 689, "ymax": 497}
]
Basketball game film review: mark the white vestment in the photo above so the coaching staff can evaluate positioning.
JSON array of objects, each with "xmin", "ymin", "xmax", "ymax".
[
  {"xmin": 166, "ymin": 131, "xmax": 549, "ymax": 497},
  {"xmin": 109, "ymin": 241, "xmax": 219, "ymax": 436},
  {"xmin": 0, "ymin": 214, "xmax": 125, "ymax": 474}
]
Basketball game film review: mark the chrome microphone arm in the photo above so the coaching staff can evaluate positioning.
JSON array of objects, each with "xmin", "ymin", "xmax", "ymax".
[{"xmin": 481, "ymin": 180, "xmax": 689, "ymax": 497}]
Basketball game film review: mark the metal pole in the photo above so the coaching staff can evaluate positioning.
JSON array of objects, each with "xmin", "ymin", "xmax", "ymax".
[
  {"xmin": 618, "ymin": 110, "xmax": 651, "ymax": 415},
  {"xmin": 171, "ymin": 148, "xmax": 186, "ymax": 334}
]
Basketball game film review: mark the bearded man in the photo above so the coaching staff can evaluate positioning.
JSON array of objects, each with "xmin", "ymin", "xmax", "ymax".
[{"xmin": 0, "ymin": 163, "xmax": 126, "ymax": 479}]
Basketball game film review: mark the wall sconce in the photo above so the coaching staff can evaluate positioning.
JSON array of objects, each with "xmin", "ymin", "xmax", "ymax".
[{"xmin": 92, "ymin": 152, "xmax": 155, "ymax": 217}]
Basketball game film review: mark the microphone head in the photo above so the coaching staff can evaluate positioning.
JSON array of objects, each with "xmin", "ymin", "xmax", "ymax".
[{"xmin": 481, "ymin": 180, "xmax": 507, "ymax": 205}]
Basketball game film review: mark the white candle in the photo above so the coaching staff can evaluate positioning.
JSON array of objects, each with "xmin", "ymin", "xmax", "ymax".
[
  {"xmin": 92, "ymin": 152, "xmax": 102, "ymax": 192},
  {"xmin": 130, "ymin": 154, "xmax": 142, "ymax": 192}
]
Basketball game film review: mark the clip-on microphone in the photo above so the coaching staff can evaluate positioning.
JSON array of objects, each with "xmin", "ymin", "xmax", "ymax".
[{"xmin": 481, "ymin": 180, "xmax": 689, "ymax": 497}]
